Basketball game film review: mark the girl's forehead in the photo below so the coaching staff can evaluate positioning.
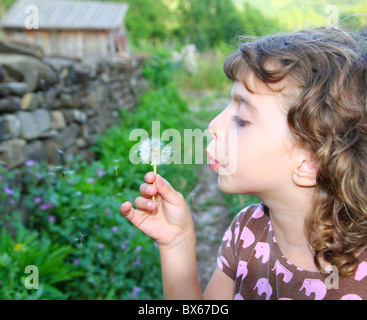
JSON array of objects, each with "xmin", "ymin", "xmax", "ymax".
[
  {"xmin": 234, "ymin": 67, "xmax": 301, "ymax": 112},
  {"xmin": 231, "ymin": 80, "xmax": 298, "ymax": 118}
]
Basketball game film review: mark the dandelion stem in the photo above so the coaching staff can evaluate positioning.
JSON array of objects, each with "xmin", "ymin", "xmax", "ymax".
[{"xmin": 152, "ymin": 161, "xmax": 157, "ymax": 201}]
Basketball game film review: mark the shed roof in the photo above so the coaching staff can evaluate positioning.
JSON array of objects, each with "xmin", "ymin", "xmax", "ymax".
[{"xmin": 0, "ymin": 0, "xmax": 129, "ymax": 30}]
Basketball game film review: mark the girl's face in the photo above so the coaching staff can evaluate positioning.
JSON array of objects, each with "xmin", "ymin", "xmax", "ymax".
[{"xmin": 206, "ymin": 80, "xmax": 298, "ymax": 199}]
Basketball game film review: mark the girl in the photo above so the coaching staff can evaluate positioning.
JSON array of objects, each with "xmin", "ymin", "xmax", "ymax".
[{"xmin": 120, "ymin": 27, "xmax": 367, "ymax": 300}]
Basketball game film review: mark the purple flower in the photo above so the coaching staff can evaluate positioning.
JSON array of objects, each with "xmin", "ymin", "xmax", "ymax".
[
  {"xmin": 72, "ymin": 259, "xmax": 80, "ymax": 266},
  {"xmin": 25, "ymin": 160, "xmax": 36, "ymax": 167},
  {"xmin": 97, "ymin": 243, "xmax": 105, "ymax": 249},
  {"xmin": 35, "ymin": 172, "xmax": 43, "ymax": 180},
  {"xmin": 135, "ymin": 257, "xmax": 141, "ymax": 266},
  {"xmin": 105, "ymin": 209, "xmax": 111, "ymax": 214},
  {"xmin": 136, "ymin": 245, "xmax": 142, "ymax": 252},
  {"xmin": 4, "ymin": 187, "xmax": 14, "ymax": 195},
  {"xmin": 33, "ymin": 197, "xmax": 42, "ymax": 204},
  {"xmin": 86, "ymin": 178, "xmax": 95, "ymax": 183},
  {"xmin": 39, "ymin": 201, "xmax": 54, "ymax": 211},
  {"xmin": 0, "ymin": 174, "xmax": 2, "ymax": 181},
  {"xmin": 112, "ymin": 226, "xmax": 118, "ymax": 233},
  {"xmin": 48, "ymin": 215, "xmax": 56, "ymax": 224},
  {"xmin": 130, "ymin": 286, "xmax": 141, "ymax": 299},
  {"xmin": 120, "ymin": 243, "xmax": 127, "ymax": 250},
  {"xmin": 94, "ymin": 224, "xmax": 100, "ymax": 229},
  {"xmin": 97, "ymin": 169, "xmax": 106, "ymax": 178}
]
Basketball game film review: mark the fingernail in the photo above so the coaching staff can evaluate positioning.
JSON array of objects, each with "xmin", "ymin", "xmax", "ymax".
[
  {"xmin": 121, "ymin": 202, "xmax": 128, "ymax": 211},
  {"xmin": 148, "ymin": 201, "xmax": 154, "ymax": 209}
]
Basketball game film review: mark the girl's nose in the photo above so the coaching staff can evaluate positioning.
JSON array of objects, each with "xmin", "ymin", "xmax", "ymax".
[
  {"xmin": 208, "ymin": 107, "xmax": 227, "ymax": 139},
  {"xmin": 208, "ymin": 121, "xmax": 217, "ymax": 139}
]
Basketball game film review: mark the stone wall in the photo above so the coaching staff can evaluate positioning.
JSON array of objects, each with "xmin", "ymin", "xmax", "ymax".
[{"xmin": 0, "ymin": 39, "xmax": 147, "ymax": 170}]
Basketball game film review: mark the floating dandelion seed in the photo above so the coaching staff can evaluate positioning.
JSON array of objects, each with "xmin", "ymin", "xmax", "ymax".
[
  {"xmin": 138, "ymin": 138, "xmax": 172, "ymax": 201},
  {"xmin": 113, "ymin": 159, "xmax": 119, "ymax": 176},
  {"xmin": 75, "ymin": 232, "xmax": 87, "ymax": 247}
]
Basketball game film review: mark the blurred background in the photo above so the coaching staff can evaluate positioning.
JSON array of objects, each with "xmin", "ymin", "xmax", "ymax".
[{"xmin": 0, "ymin": 0, "xmax": 366, "ymax": 300}]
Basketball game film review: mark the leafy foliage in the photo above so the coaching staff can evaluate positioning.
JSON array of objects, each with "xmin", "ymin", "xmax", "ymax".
[
  {"xmin": 0, "ymin": 213, "xmax": 81, "ymax": 299},
  {"xmin": 175, "ymin": 0, "xmax": 277, "ymax": 50}
]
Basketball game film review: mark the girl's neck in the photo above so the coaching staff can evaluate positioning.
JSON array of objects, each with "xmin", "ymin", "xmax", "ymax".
[{"xmin": 262, "ymin": 188, "xmax": 319, "ymax": 272}]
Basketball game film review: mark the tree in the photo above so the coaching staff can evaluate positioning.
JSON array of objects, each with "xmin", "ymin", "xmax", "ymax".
[
  {"xmin": 175, "ymin": 0, "xmax": 277, "ymax": 51},
  {"xmin": 124, "ymin": 0, "xmax": 172, "ymax": 44}
]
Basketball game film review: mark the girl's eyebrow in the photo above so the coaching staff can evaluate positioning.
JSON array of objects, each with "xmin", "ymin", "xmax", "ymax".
[{"xmin": 231, "ymin": 93, "xmax": 259, "ymax": 114}]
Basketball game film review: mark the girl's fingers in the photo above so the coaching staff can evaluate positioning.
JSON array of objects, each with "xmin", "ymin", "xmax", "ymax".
[
  {"xmin": 120, "ymin": 201, "xmax": 135, "ymax": 222},
  {"xmin": 135, "ymin": 196, "xmax": 156, "ymax": 211},
  {"xmin": 139, "ymin": 183, "xmax": 157, "ymax": 198},
  {"xmin": 120, "ymin": 201, "xmax": 155, "ymax": 226},
  {"xmin": 144, "ymin": 171, "xmax": 156, "ymax": 183}
]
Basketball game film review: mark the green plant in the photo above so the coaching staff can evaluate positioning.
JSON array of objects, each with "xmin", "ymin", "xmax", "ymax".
[
  {"xmin": 20, "ymin": 157, "xmax": 164, "ymax": 300},
  {"xmin": 0, "ymin": 215, "xmax": 81, "ymax": 300},
  {"xmin": 143, "ymin": 49, "xmax": 177, "ymax": 88}
]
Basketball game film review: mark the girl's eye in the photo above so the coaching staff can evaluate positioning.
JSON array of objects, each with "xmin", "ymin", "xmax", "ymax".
[{"xmin": 232, "ymin": 115, "xmax": 250, "ymax": 128}]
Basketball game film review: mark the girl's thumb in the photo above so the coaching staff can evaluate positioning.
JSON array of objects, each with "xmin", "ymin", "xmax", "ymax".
[{"xmin": 155, "ymin": 174, "xmax": 183, "ymax": 204}]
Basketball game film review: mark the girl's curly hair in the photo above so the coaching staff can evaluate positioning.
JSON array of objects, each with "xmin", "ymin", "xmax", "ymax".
[{"xmin": 224, "ymin": 27, "xmax": 367, "ymax": 277}]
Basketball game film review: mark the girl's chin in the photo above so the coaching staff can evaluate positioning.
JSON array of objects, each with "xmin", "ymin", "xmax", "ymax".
[
  {"xmin": 216, "ymin": 174, "xmax": 236, "ymax": 193},
  {"xmin": 217, "ymin": 175, "xmax": 255, "ymax": 196}
]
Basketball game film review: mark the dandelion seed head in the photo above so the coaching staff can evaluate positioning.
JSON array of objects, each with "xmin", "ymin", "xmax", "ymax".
[{"xmin": 138, "ymin": 138, "xmax": 172, "ymax": 165}]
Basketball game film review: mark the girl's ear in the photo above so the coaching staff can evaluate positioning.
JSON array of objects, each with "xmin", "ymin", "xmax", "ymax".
[{"xmin": 292, "ymin": 159, "xmax": 318, "ymax": 187}]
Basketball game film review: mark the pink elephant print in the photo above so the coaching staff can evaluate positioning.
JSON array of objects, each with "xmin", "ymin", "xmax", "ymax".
[
  {"xmin": 272, "ymin": 260, "xmax": 293, "ymax": 283},
  {"xmin": 234, "ymin": 293, "xmax": 244, "ymax": 300},
  {"xmin": 217, "ymin": 255, "xmax": 230, "ymax": 271},
  {"xmin": 340, "ymin": 294, "xmax": 362, "ymax": 300},
  {"xmin": 222, "ymin": 228, "xmax": 232, "ymax": 248},
  {"xmin": 268, "ymin": 221, "xmax": 273, "ymax": 232},
  {"xmin": 240, "ymin": 227, "xmax": 255, "ymax": 249},
  {"xmin": 252, "ymin": 206, "xmax": 264, "ymax": 219},
  {"xmin": 253, "ymin": 278, "xmax": 272, "ymax": 300},
  {"xmin": 354, "ymin": 261, "xmax": 367, "ymax": 281},
  {"xmin": 254, "ymin": 242, "xmax": 270, "ymax": 263},
  {"xmin": 299, "ymin": 279, "xmax": 327, "ymax": 300},
  {"xmin": 236, "ymin": 261, "xmax": 248, "ymax": 280}
]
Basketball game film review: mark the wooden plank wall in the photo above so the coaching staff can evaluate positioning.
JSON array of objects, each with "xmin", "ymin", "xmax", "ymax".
[{"xmin": 4, "ymin": 29, "xmax": 118, "ymax": 57}]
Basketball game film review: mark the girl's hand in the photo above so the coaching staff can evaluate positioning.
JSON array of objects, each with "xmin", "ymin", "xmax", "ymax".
[{"xmin": 120, "ymin": 172, "xmax": 194, "ymax": 248}]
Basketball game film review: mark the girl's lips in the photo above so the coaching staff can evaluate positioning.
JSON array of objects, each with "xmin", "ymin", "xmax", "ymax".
[
  {"xmin": 206, "ymin": 150, "xmax": 220, "ymax": 172},
  {"xmin": 209, "ymin": 161, "xmax": 219, "ymax": 171}
]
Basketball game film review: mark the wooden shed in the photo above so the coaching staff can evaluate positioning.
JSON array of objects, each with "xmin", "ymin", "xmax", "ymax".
[{"xmin": 0, "ymin": 0, "xmax": 129, "ymax": 58}]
